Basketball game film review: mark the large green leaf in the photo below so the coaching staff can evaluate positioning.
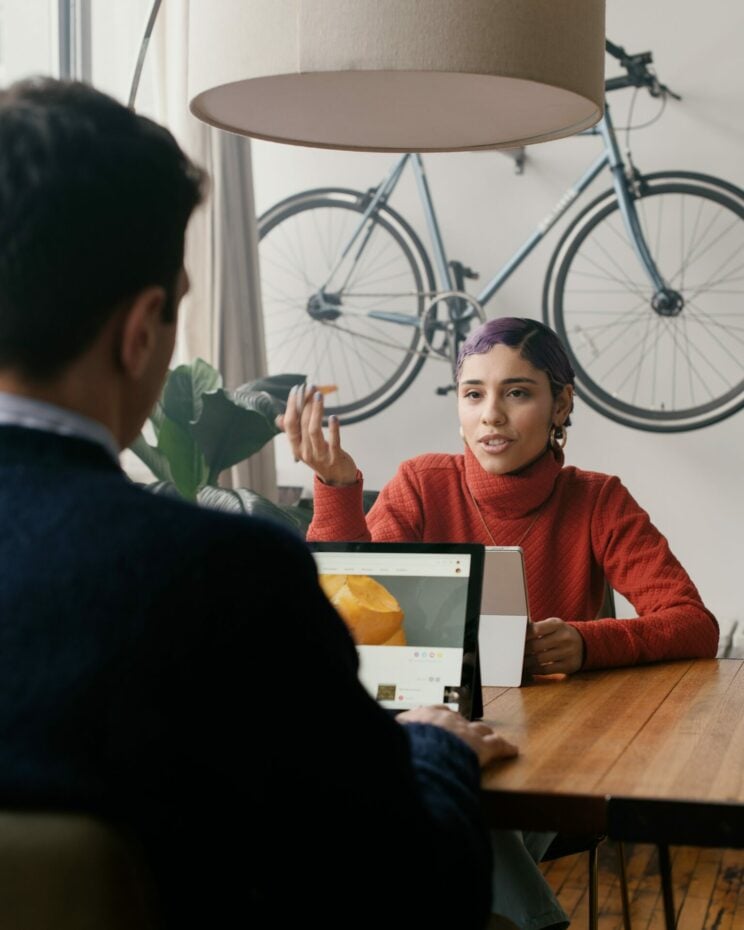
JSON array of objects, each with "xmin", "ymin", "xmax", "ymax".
[
  {"xmin": 145, "ymin": 480, "xmax": 182, "ymax": 499},
  {"xmin": 229, "ymin": 387, "xmax": 282, "ymax": 422},
  {"xmin": 281, "ymin": 503, "xmax": 312, "ymax": 537},
  {"xmin": 158, "ymin": 417, "xmax": 208, "ymax": 501},
  {"xmin": 162, "ymin": 359, "xmax": 222, "ymax": 428},
  {"xmin": 192, "ymin": 388, "xmax": 279, "ymax": 481},
  {"xmin": 197, "ymin": 485, "xmax": 302, "ymax": 533},
  {"xmin": 238, "ymin": 373, "xmax": 305, "ymax": 408},
  {"xmin": 149, "ymin": 399, "xmax": 166, "ymax": 435},
  {"xmin": 129, "ymin": 434, "xmax": 173, "ymax": 482}
]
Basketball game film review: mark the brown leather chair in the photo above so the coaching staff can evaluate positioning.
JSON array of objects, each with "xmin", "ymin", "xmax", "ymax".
[{"xmin": 0, "ymin": 811, "xmax": 159, "ymax": 929}]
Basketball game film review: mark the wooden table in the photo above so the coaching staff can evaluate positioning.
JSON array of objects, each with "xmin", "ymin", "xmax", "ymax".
[{"xmin": 479, "ymin": 658, "xmax": 744, "ymax": 844}]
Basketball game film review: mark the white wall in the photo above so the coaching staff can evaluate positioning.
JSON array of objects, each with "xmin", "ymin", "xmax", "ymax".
[
  {"xmin": 0, "ymin": 0, "xmax": 58, "ymax": 83},
  {"xmin": 251, "ymin": 0, "xmax": 744, "ymax": 636}
]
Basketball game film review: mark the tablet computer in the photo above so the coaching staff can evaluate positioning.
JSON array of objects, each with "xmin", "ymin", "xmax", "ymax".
[{"xmin": 309, "ymin": 542, "xmax": 484, "ymax": 719}]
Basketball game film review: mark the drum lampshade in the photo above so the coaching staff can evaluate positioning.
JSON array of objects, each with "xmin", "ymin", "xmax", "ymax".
[{"xmin": 188, "ymin": 0, "xmax": 605, "ymax": 152}]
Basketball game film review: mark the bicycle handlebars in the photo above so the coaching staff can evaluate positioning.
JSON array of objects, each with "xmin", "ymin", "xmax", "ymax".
[{"xmin": 604, "ymin": 38, "xmax": 681, "ymax": 101}]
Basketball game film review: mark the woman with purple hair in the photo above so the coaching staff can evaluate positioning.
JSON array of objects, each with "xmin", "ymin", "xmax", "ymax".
[
  {"xmin": 283, "ymin": 316, "xmax": 714, "ymax": 677},
  {"xmin": 280, "ymin": 316, "xmax": 716, "ymax": 930}
]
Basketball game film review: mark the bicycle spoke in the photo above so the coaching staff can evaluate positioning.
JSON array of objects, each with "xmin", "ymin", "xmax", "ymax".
[
  {"xmin": 567, "ymin": 312, "xmax": 648, "ymax": 342},
  {"xmin": 260, "ymin": 249, "xmax": 317, "ymax": 289},
  {"xmin": 685, "ymin": 300, "xmax": 744, "ymax": 355},
  {"xmin": 679, "ymin": 193, "xmax": 686, "ymax": 292},
  {"xmin": 330, "ymin": 324, "xmax": 364, "ymax": 405},
  {"xmin": 631, "ymin": 312, "xmax": 654, "ymax": 406},
  {"xmin": 650, "ymin": 320, "xmax": 665, "ymax": 408},
  {"xmin": 312, "ymin": 207, "xmax": 333, "ymax": 272},
  {"xmin": 587, "ymin": 315, "xmax": 660, "ymax": 383},
  {"xmin": 688, "ymin": 267, "xmax": 744, "ymax": 291},
  {"xmin": 684, "ymin": 246, "xmax": 744, "ymax": 305},
  {"xmin": 671, "ymin": 208, "xmax": 740, "ymax": 284},
  {"xmin": 603, "ymin": 211, "xmax": 647, "ymax": 260},
  {"xmin": 324, "ymin": 323, "xmax": 398, "ymax": 384},
  {"xmin": 681, "ymin": 313, "xmax": 694, "ymax": 406},
  {"xmin": 297, "ymin": 325, "xmax": 323, "ymax": 379},
  {"xmin": 632, "ymin": 317, "xmax": 713, "ymax": 410},
  {"xmin": 562, "ymin": 268, "xmax": 649, "ymax": 288},
  {"xmin": 665, "ymin": 319, "xmax": 715, "ymax": 401},
  {"xmin": 660, "ymin": 317, "xmax": 731, "ymax": 393},
  {"xmin": 265, "ymin": 218, "xmax": 320, "ymax": 285},
  {"xmin": 680, "ymin": 195, "xmax": 706, "ymax": 287},
  {"xmin": 571, "ymin": 236, "xmax": 650, "ymax": 300},
  {"xmin": 683, "ymin": 314, "xmax": 744, "ymax": 336}
]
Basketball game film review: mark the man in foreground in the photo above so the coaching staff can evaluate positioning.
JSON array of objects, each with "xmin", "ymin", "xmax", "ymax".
[{"xmin": 0, "ymin": 78, "xmax": 517, "ymax": 927}]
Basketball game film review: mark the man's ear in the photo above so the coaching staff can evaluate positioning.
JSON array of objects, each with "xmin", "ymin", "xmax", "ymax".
[{"xmin": 117, "ymin": 286, "xmax": 168, "ymax": 379}]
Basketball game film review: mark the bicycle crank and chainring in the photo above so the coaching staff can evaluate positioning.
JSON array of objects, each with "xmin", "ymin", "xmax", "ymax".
[{"xmin": 421, "ymin": 291, "xmax": 486, "ymax": 359}]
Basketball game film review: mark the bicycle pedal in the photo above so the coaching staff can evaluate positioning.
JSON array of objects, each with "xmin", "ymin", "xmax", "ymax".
[{"xmin": 436, "ymin": 384, "xmax": 456, "ymax": 396}]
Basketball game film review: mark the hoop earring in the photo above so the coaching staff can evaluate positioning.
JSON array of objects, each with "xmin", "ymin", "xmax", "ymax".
[
  {"xmin": 550, "ymin": 424, "xmax": 567, "ymax": 450},
  {"xmin": 459, "ymin": 425, "xmax": 465, "ymax": 440}
]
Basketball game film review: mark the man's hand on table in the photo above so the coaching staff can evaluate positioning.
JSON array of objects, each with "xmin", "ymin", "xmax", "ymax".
[{"xmin": 398, "ymin": 705, "xmax": 518, "ymax": 767}]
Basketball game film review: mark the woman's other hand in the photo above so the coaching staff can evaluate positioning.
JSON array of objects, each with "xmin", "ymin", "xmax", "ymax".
[
  {"xmin": 523, "ymin": 618, "xmax": 585, "ymax": 676},
  {"xmin": 276, "ymin": 384, "xmax": 358, "ymax": 486}
]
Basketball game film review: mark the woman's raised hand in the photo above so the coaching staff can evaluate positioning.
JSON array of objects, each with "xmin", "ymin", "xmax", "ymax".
[{"xmin": 276, "ymin": 384, "xmax": 358, "ymax": 486}]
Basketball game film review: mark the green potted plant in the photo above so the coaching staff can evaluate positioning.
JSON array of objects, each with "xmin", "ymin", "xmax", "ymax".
[{"xmin": 130, "ymin": 358, "xmax": 309, "ymax": 532}]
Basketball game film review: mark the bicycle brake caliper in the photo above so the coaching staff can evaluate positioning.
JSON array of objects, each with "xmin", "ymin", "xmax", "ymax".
[
  {"xmin": 449, "ymin": 260, "xmax": 480, "ymax": 292},
  {"xmin": 626, "ymin": 160, "xmax": 645, "ymax": 198}
]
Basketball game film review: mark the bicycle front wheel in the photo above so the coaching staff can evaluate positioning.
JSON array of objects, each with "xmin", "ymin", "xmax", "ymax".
[
  {"xmin": 544, "ymin": 178, "xmax": 744, "ymax": 431},
  {"xmin": 257, "ymin": 188, "xmax": 435, "ymax": 425}
]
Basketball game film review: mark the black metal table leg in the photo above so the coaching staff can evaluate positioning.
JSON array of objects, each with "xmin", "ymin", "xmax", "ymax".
[{"xmin": 658, "ymin": 844, "xmax": 676, "ymax": 930}]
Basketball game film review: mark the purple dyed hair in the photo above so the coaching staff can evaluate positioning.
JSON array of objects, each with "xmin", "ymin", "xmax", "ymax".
[{"xmin": 456, "ymin": 317, "xmax": 575, "ymax": 425}]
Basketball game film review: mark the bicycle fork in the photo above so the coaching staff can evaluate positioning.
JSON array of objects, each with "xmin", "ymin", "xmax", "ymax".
[{"xmin": 600, "ymin": 107, "xmax": 681, "ymax": 315}]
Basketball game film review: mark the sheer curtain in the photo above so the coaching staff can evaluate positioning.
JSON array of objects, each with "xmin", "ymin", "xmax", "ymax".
[{"xmin": 151, "ymin": 0, "xmax": 277, "ymax": 498}]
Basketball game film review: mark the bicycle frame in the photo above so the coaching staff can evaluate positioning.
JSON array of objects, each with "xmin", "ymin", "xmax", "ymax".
[{"xmin": 320, "ymin": 103, "xmax": 669, "ymax": 314}]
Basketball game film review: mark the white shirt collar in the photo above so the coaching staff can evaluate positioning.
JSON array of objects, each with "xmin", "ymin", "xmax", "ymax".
[{"xmin": 0, "ymin": 392, "xmax": 120, "ymax": 462}]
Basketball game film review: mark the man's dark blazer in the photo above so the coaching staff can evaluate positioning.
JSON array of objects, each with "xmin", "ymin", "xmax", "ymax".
[{"xmin": 0, "ymin": 426, "xmax": 491, "ymax": 927}]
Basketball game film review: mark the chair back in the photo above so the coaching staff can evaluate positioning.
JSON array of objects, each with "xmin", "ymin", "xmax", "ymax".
[
  {"xmin": 0, "ymin": 811, "xmax": 159, "ymax": 929},
  {"xmin": 598, "ymin": 581, "xmax": 617, "ymax": 619}
]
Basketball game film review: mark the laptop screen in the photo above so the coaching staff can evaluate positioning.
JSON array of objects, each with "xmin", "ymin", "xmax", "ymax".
[{"xmin": 309, "ymin": 542, "xmax": 484, "ymax": 719}]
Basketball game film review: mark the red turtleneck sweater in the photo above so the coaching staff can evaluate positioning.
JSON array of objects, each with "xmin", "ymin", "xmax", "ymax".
[{"xmin": 309, "ymin": 448, "xmax": 718, "ymax": 670}]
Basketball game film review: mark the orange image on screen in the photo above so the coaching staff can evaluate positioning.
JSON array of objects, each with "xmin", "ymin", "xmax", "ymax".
[{"xmin": 319, "ymin": 574, "xmax": 406, "ymax": 646}]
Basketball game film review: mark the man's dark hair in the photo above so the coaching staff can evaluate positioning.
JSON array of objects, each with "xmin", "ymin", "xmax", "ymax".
[{"xmin": 0, "ymin": 77, "xmax": 206, "ymax": 378}]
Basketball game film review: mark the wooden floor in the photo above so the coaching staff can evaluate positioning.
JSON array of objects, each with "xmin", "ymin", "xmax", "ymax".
[{"xmin": 540, "ymin": 842, "xmax": 744, "ymax": 929}]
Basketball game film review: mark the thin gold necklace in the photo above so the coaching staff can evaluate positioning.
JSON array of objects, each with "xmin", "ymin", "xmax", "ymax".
[{"xmin": 467, "ymin": 485, "xmax": 543, "ymax": 548}]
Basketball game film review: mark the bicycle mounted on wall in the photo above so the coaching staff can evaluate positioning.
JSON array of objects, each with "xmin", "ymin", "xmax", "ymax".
[{"xmin": 257, "ymin": 40, "xmax": 744, "ymax": 432}]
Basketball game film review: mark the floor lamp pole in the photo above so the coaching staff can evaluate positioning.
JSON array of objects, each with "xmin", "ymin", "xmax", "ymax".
[{"xmin": 127, "ymin": 0, "xmax": 164, "ymax": 109}]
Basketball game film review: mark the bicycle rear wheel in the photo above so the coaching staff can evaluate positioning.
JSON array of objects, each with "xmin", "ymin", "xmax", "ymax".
[
  {"xmin": 544, "ymin": 177, "xmax": 744, "ymax": 431},
  {"xmin": 257, "ymin": 188, "xmax": 435, "ymax": 424}
]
